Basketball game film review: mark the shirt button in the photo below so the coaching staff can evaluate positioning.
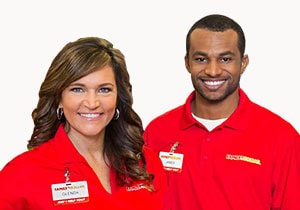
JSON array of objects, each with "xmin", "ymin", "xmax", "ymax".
[{"xmin": 203, "ymin": 155, "xmax": 209, "ymax": 160}]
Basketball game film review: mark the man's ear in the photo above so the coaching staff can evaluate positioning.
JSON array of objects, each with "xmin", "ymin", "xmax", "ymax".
[
  {"xmin": 240, "ymin": 54, "xmax": 249, "ymax": 74},
  {"xmin": 185, "ymin": 55, "xmax": 191, "ymax": 73}
]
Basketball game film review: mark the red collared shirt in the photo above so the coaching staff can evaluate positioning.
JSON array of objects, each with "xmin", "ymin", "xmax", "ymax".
[
  {"xmin": 143, "ymin": 88, "xmax": 300, "ymax": 210},
  {"xmin": 0, "ymin": 125, "xmax": 167, "ymax": 210}
]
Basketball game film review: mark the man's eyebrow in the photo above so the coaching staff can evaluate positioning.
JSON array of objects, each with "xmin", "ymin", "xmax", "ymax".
[
  {"xmin": 191, "ymin": 51, "xmax": 207, "ymax": 57},
  {"xmin": 191, "ymin": 50, "xmax": 236, "ymax": 57},
  {"xmin": 219, "ymin": 51, "xmax": 235, "ymax": 56}
]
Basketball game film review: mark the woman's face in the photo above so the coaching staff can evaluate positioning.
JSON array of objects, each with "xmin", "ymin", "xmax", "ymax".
[{"xmin": 60, "ymin": 65, "xmax": 117, "ymax": 140}]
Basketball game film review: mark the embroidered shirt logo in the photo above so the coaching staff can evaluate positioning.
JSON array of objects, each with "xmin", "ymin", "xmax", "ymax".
[
  {"xmin": 226, "ymin": 154, "xmax": 261, "ymax": 165},
  {"xmin": 126, "ymin": 183, "xmax": 146, "ymax": 192}
]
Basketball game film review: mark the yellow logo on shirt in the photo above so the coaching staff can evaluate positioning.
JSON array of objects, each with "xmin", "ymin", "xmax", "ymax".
[{"xmin": 226, "ymin": 154, "xmax": 261, "ymax": 165}]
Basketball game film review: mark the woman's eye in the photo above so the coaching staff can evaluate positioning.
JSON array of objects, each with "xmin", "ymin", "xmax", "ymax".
[
  {"xmin": 99, "ymin": 87, "xmax": 111, "ymax": 93},
  {"xmin": 70, "ymin": 88, "xmax": 83, "ymax": 93}
]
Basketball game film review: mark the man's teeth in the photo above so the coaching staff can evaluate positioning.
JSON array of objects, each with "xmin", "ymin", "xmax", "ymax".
[
  {"xmin": 204, "ymin": 80, "xmax": 225, "ymax": 85},
  {"xmin": 80, "ymin": 113, "xmax": 100, "ymax": 118}
]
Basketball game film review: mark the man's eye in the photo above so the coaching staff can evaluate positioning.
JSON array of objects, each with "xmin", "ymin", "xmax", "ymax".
[
  {"xmin": 220, "ymin": 57, "xmax": 231, "ymax": 63},
  {"xmin": 195, "ymin": 57, "xmax": 207, "ymax": 63}
]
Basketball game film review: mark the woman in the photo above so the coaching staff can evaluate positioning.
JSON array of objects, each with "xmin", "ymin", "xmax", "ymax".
[{"xmin": 0, "ymin": 37, "xmax": 167, "ymax": 209}]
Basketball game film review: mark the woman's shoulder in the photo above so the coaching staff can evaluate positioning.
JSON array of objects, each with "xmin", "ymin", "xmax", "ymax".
[
  {"xmin": 142, "ymin": 145, "xmax": 166, "ymax": 179},
  {"xmin": 143, "ymin": 145, "xmax": 160, "ymax": 162},
  {"xmin": 1, "ymin": 141, "xmax": 56, "ymax": 176}
]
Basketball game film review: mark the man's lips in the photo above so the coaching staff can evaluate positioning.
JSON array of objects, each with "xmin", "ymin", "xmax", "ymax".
[{"xmin": 203, "ymin": 80, "xmax": 226, "ymax": 90}]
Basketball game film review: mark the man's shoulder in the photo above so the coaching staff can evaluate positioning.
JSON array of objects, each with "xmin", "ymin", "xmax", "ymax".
[
  {"xmin": 147, "ymin": 104, "xmax": 185, "ymax": 125},
  {"xmin": 240, "ymin": 90, "xmax": 298, "ymax": 135}
]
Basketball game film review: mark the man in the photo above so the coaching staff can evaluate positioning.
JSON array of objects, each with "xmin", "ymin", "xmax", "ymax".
[{"xmin": 143, "ymin": 14, "xmax": 300, "ymax": 210}]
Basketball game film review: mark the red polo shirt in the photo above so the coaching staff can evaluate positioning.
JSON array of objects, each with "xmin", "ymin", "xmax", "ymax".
[
  {"xmin": 0, "ymin": 125, "xmax": 167, "ymax": 210},
  {"xmin": 143, "ymin": 88, "xmax": 300, "ymax": 210}
]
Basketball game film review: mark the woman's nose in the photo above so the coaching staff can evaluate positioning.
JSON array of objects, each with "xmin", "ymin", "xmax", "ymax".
[{"xmin": 84, "ymin": 93, "xmax": 100, "ymax": 109}]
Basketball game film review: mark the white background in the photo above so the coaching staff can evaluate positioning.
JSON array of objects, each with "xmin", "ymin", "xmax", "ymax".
[{"xmin": 1, "ymin": 1, "xmax": 299, "ymax": 169}]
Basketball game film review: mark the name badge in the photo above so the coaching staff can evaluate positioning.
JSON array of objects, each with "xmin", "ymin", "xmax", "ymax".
[
  {"xmin": 51, "ymin": 181, "xmax": 89, "ymax": 206},
  {"xmin": 159, "ymin": 151, "xmax": 184, "ymax": 173}
]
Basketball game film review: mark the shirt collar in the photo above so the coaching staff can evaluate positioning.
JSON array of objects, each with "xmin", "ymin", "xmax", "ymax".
[
  {"xmin": 53, "ymin": 124, "xmax": 87, "ymax": 164},
  {"xmin": 180, "ymin": 88, "xmax": 251, "ymax": 131}
]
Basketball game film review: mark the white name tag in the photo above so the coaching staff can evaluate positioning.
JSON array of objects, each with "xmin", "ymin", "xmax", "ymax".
[
  {"xmin": 51, "ymin": 181, "xmax": 89, "ymax": 206},
  {"xmin": 159, "ymin": 151, "xmax": 184, "ymax": 173}
]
